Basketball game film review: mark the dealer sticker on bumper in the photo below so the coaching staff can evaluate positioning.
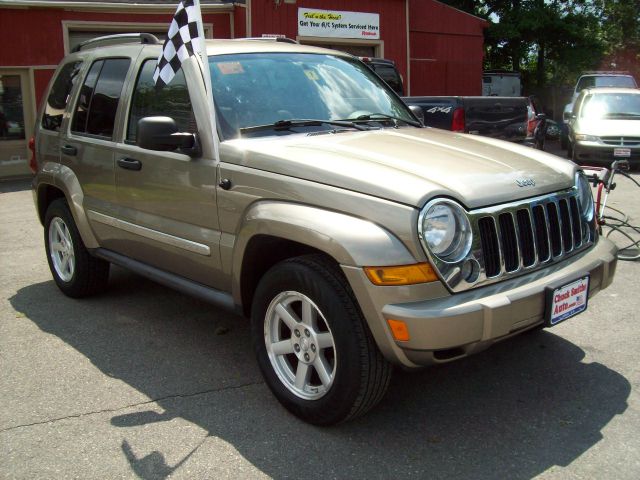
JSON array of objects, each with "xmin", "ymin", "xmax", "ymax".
[
  {"xmin": 614, "ymin": 148, "xmax": 631, "ymax": 157},
  {"xmin": 545, "ymin": 275, "xmax": 590, "ymax": 326}
]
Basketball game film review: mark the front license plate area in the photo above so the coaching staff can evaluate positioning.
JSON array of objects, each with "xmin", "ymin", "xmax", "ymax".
[
  {"xmin": 614, "ymin": 148, "xmax": 631, "ymax": 157},
  {"xmin": 544, "ymin": 275, "xmax": 590, "ymax": 326}
]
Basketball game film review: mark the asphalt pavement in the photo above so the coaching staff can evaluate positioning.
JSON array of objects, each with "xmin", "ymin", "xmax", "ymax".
[{"xmin": 1, "ymin": 144, "xmax": 639, "ymax": 479}]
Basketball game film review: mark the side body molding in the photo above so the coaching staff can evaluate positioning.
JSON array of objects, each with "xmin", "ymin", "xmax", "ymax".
[{"xmin": 230, "ymin": 201, "xmax": 417, "ymax": 300}]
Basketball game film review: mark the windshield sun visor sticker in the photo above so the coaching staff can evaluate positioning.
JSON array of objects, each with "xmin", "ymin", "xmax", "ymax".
[{"xmin": 217, "ymin": 62, "xmax": 245, "ymax": 75}]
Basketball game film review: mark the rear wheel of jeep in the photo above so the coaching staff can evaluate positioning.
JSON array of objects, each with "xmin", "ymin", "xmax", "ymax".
[
  {"xmin": 251, "ymin": 254, "xmax": 392, "ymax": 425},
  {"xmin": 44, "ymin": 198, "xmax": 110, "ymax": 298}
]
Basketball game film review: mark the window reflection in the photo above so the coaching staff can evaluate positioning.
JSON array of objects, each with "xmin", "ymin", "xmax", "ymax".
[
  {"xmin": 127, "ymin": 59, "xmax": 196, "ymax": 142},
  {"xmin": 208, "ymin": 53, "xmax": 412, "ymax": 139}
]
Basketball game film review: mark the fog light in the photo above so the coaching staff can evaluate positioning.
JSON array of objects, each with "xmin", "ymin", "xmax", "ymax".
[{"xmin": 461, "ymin": 258, "xmax": 480, "ymax": 283}]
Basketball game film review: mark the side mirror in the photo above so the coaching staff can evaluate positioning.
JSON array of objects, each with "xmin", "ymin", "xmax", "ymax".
[
  {"xmin": 137, "ymin": 116, "xmax": 201, "ymax": 157},
  {"xmin": 408, "ymin": 105, "xmax": 425, "ymax": 125}
]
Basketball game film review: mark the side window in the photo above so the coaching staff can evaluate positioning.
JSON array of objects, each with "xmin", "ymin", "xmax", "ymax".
[
  {"xmin": 71, "ymin": 58, "xmax": 131, "ymax": 139},
  {"xmin": 127, "ymin": 59, "xmax": 196, "ymax": 142},
  {"xmin": 42, "ymin": 61, "xmax": 83, "ymax": 131}
]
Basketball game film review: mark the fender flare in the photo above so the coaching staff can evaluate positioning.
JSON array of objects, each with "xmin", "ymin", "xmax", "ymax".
[
  {"xmin": 231, "ymin": 201, "xmax": 416, "ymax": 299},
  {"xmin": 38, "ymin": 162, "xmax": 99, "ymax": 249}
]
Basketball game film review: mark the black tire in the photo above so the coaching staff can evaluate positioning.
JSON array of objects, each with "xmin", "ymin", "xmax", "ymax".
[
  {"xmin": 560, "ymin": 135, "xmax": 568, "ymax": 150},
  {"xmin": 251, "ymin": 254, "xmax": 392, "ymax": 425},
  {"xmin": 44, "ymin": 198, "xmax": 109, "ymax": 298}
]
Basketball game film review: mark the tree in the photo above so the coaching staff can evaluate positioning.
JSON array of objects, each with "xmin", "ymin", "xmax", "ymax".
[
  {"xmin": 438, "ymin": 0, "xmax": 608, "ymax": 87},
  {"xmin": 599, "ymin": 0, "xmax": 640, "ymax": 79}
]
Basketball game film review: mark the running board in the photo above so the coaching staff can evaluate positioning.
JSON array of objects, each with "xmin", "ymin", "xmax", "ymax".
[{"xmin": 92, "ymin": 248, "xmax": 239, "ymax": 314}]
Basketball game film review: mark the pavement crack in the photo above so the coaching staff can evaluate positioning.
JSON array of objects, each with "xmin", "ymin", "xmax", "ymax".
[{"xmin": 0, "ymin": 379, "xmax": 264, "ymax": 433}]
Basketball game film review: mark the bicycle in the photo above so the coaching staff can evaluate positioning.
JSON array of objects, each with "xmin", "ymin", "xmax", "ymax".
[{"xmin": 584, "ymin": 159, "xmax": 640, "ymax": 261}]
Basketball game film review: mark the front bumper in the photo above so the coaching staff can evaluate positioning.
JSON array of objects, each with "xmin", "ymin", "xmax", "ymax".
[
  {"xmin": 574, "ymin": 143, "xmax": 640, "ymax": 167},
  {"xmin": 342, "ymin": 236, "xmax": 617, "ymax": 368}
]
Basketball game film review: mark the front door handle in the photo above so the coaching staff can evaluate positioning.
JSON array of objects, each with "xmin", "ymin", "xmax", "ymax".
[
  {"xmin": 61, "ymin": 145, "xmax": 77, "ymax": 156},
  {"xmin": 117, "ymin": 157, "xmax": 142, "ymax": 171}
]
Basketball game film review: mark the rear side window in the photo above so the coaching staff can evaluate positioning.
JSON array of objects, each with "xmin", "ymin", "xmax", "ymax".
[
  {"xmin": 42, "ymin": 61, "xmax": 83, "ymax": 131},
  {"xmin": 127, "ymin": 59, "xmax": 196, "ymax": 142},
  {"xmin": 71, "ymin": 58, "xmax": 131, "ymax": 139}
]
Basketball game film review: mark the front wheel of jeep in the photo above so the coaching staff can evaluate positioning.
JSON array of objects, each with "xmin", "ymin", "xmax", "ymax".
[{"xmin": 251, "ymin": 255, "xmax": 392, "ymax": 425}]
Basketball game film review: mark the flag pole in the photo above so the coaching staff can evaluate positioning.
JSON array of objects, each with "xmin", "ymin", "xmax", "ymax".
[{"xmin": 193, "ymin": 0, "xmax": 220, "ymax": 162}]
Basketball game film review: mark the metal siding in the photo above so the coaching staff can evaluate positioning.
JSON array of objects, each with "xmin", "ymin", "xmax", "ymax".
[
  {"xmin": 409, "ymin": 0, "xmax": 485, "ymax": 95},
  {"xmin": 234, "ymin": 5, "xmax": 247, "ymax": 38},
  {"xmin": 0, "ymin": 8, "xmax": 232, "ymax": 105},
  {"xmin": 409, "ymin": 0, "xmax": 487, "ymax": 35},
  {"xmin": 1, "ymin": 1, "xmax": 486, "ymax": 107}
]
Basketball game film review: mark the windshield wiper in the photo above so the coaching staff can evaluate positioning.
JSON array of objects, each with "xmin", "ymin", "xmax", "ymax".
[
  {"xmin": 239, "ymin": 119, "xmax": 368, "ymax": 135},
  {"xmin": 344, "ymin": 113, "xmax": 423, "ymax": 128}
]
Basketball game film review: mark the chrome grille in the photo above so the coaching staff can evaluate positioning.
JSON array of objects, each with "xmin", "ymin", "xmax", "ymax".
[
  {"xmin": 601, "ymin": 136, "xmax": 640, "ymax": 146},
  {"xmin": 460, "ymin": 188, "xmax": 594, "ymax": 290},
  {"xmin": 421, "ymin": 188, "xmax": 596, "ymax": 293}
]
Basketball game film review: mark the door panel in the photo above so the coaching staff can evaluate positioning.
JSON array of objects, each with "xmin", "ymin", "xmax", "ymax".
[
  {"xmin": 112, "ymin": 143, "xmax": 222, "ymax": 288},
  {"xmin": 65, "ymin": 56, "xmax": 134, "ymax": 240},
  {"xmin": 113, "ymin": 58, "xmax": 222, "ymax": 289}
]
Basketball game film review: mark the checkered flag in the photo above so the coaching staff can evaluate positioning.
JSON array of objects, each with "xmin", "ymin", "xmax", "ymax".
[{"xmin": 153, "ymin": 0, "xmax": 202, "ymax": 87}]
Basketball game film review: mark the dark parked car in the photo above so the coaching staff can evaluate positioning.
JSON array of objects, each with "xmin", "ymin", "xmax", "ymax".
[
  {"xmin": 403, "ymin": 96, "xmax": 530, "ymax": 144},
  {"xmin": 360, "ymin": 57, "xmax": 404, "ymax": 96}
]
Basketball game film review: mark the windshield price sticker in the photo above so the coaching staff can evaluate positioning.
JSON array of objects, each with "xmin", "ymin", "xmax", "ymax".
[
  {"xmin": 614, "ymin": 148, "xmax": 631, "ymax": 157},
  {"xmin": 217, "ymin": 62, "xmax": 244, "ymax": 75},
  {"xmin": 546, "ymin": 276, "xmax": 590, "ymax": 326}
]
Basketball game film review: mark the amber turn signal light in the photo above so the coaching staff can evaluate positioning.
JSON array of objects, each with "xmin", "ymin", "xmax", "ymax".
[
  {"xmin": 387, "ymin": 319, "xmax": 410, "ymax": 341},
  {"xmin": 364, "ymin": 263, "xmax": 437, "ymax": 286}
]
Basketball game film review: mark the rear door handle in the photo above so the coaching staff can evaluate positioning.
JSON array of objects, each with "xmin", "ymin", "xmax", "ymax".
[
  {"xmin": 117, "ymin": 157, "xmax": 142, "ymax": 171},
  {"xmin": 61, "ymin": 145, "xmax": 77, "ymax": 156}
]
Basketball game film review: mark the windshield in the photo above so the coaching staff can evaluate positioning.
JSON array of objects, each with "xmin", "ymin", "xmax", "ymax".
[
  {"xmin": 208, "ymin": 53, "xmax": 415, "ymax": 138},
  {"xmin": 580, "ymin": 93, "xmax": 640, "ymax": 119}
]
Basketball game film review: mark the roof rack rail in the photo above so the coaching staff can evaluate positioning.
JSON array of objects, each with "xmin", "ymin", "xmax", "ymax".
[
  {"xmin": 581, "ymin": 70, "xmax": 633, "ymax": 76},
  {"xmin": 72, "ymin": 33, "xmax": 161, "ymax": 53},
  {"xmin": 237, "ymin": 37, "xmax": 298, "ymax": 44}
]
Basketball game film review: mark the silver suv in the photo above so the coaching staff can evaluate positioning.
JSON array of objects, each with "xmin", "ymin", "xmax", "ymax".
[{"xmin": 32, "ymin": 34, "xmax": 617, "ymax": 425}]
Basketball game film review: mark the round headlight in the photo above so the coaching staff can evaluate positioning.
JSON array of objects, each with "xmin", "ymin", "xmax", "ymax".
[
  {"xmin": 420, "ymin": 200, "xmax": 472, "ymax": 262},
  {"xmin": 576, "ymin": 172, "xmax": 594, "ymax": 221}
]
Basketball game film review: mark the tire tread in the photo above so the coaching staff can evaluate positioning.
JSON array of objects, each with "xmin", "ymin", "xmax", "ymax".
[
  {"xmin": 289, "ymin": 255, "xmax": 392, "ymax": 423},
  {"xmin": 45, "ymin": 199, "xmax": 109, "ymax": 298}
]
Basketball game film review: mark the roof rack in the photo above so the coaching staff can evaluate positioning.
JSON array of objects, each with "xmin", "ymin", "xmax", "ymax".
[
  {"xmin": 581, "ymin": 70, "xmax": 633, "ymax": 76},
  {"xmin": 237, "ymin": 37, "xmax": 298, "ymax": 44},
  {"xmin": 72, "ymin": 33, "xmax": 161, "ymax": 53}
]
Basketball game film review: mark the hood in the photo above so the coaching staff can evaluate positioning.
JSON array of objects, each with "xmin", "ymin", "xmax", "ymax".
[
  {"xmin": 576, "ymin": 118, "xmax": 640, "ymax": 137},
  {"xmin": 223, "ymin": 127, "xmax": 576, "ymax": 209}
]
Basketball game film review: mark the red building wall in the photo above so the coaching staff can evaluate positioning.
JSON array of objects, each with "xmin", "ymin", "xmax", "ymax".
[
  {"xmin": 248, "ymin": 0, "xmax": 408, "ymax": 93},
  {"xmin": 409, "ymin": 0, "xmax": 486, "ymax": 95},
  {"xmin": 1, "ymin": 1, "xmax": 486, "ymax": 107},
  {"xmin": 1, "ymin": 8, "xmax": 232, "ymax": 105}
]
